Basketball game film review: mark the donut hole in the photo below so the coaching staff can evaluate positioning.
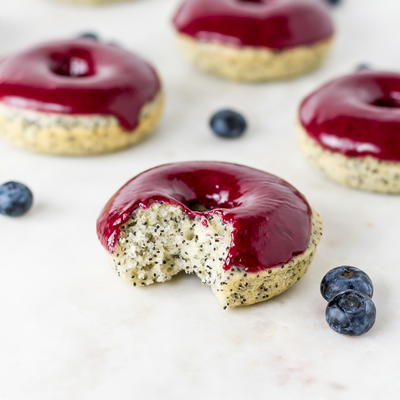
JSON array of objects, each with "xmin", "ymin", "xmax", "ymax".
[
  {"xmin": 49, "ymin": 49, "xmax": 95, "ymax": 78},
  {"xmin": 371, "ymin": 96, "xmax": 400, "ymax": 109},
  {"xmin": 187, "ymin": 202, "xmax": 214, "ymax": 212},
  {"xmin": 186, "ymin": 199, "xmax": 237, "ymax": 212}
]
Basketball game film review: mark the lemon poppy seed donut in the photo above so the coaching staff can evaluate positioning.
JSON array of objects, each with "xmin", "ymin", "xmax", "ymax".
[
  {"xmin": 97, "ymin": 161, "xmax": 323, "ymax": 308},
  {"xmin": 172, "ymin": 0, "xmax": 334, "ymax": 82},
  {"xmin": 299, "ymin": 71, "xmax": 400, "ymax": 193},
  {"xmin": 0, "ymin": 39, "xmax": 163, "ymax": 155}
]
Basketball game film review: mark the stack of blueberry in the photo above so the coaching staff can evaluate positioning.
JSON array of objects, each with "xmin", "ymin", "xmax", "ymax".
[{"xmin": 321, "ymin": 266, "xmax": 376, "ymax": 336}]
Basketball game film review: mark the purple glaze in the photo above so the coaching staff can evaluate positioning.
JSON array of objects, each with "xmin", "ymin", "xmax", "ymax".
[
  {"xmin": 173, "ymin": 0, "xmax": 334, "ymax": 50},
  {"xmin": 300, "ymin": 71, "xmax": 400, "ymax": 161},
  {"xmin": 0, "ymin": 39, "xmax": 161, "ymax": 131}
]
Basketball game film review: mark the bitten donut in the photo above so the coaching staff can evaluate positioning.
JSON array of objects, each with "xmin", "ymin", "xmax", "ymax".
[
  {"xmin": 172, "ymin": 0, "xmax": 334, "ymax": 81},
  {"xmin": 97, "ymin": 161, "xmax": 322, "ymax": 308},
  {"xmin": 299, "ymin": 71, "xmax": 400, "ymax": 193},
  {"xmin": 0, "ymin": 39, "xmax": 163, "ymax": 155}
]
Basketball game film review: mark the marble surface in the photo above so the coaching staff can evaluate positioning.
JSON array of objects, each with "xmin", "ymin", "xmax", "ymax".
[{"xmin": 1, "ymin": 0, "xmax": 399, "ymax": 399}]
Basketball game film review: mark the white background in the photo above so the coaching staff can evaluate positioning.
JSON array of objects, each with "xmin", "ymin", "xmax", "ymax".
[{"xmin": 1, "ymin": 0, "xmax": 399, "ymax": 399}]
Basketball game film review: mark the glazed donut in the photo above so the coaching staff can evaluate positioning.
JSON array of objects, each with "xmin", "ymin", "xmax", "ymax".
[
  {"xmin": 97, "ymin": 161, "xmax": 322, "ymax": 308},
  {"xmin": 0, "ymin": 39, "xmax": 163, "ymax": 155},
  {"xmin": 299, "ymin": 71, "xmax": 400, "ymax": 193},
  {"xmin": 172, "ymin": 0, "xmax": 334, "ymax": 81}
]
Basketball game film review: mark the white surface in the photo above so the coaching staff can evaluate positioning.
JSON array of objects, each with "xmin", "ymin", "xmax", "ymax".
[{"xmin": 1, "ymin": 1, "xmax": 399, "ymax": 399}]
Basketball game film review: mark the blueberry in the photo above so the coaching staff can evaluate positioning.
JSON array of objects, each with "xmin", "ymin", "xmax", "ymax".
[
  {"xmin": 210, "ymin": 109, "xmax": 247, "ymax": 139},
  {"xmin": 77, "ymin": 32, "xmax": 99, "ymax": 41},
  {"xmin": 326, "ymin": 291, "xmax": 376, "ymax": 336},
  {"xmin": 324, "ymin": 0, "xmax": 341, "ymax": 6},
  {"xmin": 0, "ymin": 181, "xmax": 33, "ymax": 217},
  {"xmin": 356, "ymin": 63, "xmax": 371, "ymax": 72},
  {"xmin": 321, "ymin": 266, "xmax": 373, "ymax": 301}
]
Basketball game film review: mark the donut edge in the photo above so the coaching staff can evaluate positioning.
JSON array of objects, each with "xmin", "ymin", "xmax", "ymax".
[
  {"xmin": 298, "ymin": 126, "xmax": 400, "ymax": 194},
  {"xmin": 212, "ymin": 209, "xmax": 322, "ymax": 308},
  {"xmin": 175, "ymin": 34, "xmax": 333, "ymax": 82},
  {"xmin": 0, "ymin": 92, "xmax": 164, "ymax": 155}
]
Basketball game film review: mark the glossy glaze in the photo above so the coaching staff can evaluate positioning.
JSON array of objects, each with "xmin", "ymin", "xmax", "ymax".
[
  {"xmin": 173, "ymin": 0, "xmax": 334, "ymax": 50},
  {"xmin": 97, "ymin": 161, "xmax": 312, "ymax": 273},
  {"xmin": 299, "ymin": 71, "xmax": 400, "ymax": 161},
  {"xmin": 0, "ymin": 39, "xmax": 161, "ymax": 130}
]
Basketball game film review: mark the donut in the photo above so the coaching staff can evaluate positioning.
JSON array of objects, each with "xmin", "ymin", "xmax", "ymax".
[
  {"xmin": 0, "ymin": 39, "xmax": 163, "ymax": 155},
  {"xmin": 172, "ymin": 0, "xmax": 334, "ymax": 81},
  {"xmin": 299, "ymin": 71, "xmax": 400, "ymax": 193},
  {"xmin": 97, "ymin": 161, "xmax": 322, "ymax": 308}
]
